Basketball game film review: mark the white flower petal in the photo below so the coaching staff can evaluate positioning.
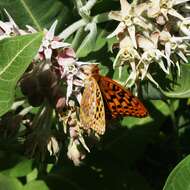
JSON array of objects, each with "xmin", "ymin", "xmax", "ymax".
[
  {"xmin": 128, "ymin": 25, "xmax": 137, "ymax": 48},
  {"xmin": 76, "ymin": 93, "xmax": 82, "ymax": 105},
  {"xmin": 42, "ymin": 39, "xmax": 50, "ymax": 47},
  {"xmin": 150, "ymin": 32, "xmax": 159, "ymax": 48},
  {"xmin": 141, "ymin": 62, "xmax": 149, "ymax": 80},
  {"xmin": 0, "ymin": 35, "xmax": 7, "ymax": 40},
  {"xmin": 134, "ymin": 3, "xmax": 148, "ymax": 16},
  {"xmin": 171, "ymin": 36, "xmax": 190, "ymax": 43},
  {"xmin": 147, "ymin": 0, "xmax": 160, "ymax": 18},
  {"xmin": 120, "ymin": 0, "xmax": 131, "ymax": 16},
  {"xmin": 177, "ymin": 50, "xmax": 188, "ymax": 62},
  {"xmin": 0, "ymin": 21, "xmax": 11, "ymax": 35},
  {"xmin": 67, "ymin": 139, "xmax": 85, "ymax": 166},
  {"xmin": 119, "ymin": 34, "xmax": 134, "ymax": 49},
  {"xmin": 78, "ymin": 136, "xmax": 90, "ymax": 152},
  {"xmin": 174, "ymin": 0, "xmax": 190, "ymax": 6},
  {"xmin": 47, "ymin": 136, "xmax": 59, "ymax": 156},
  {"xmin": 66, "ymin": 75, "xmax": 74, "ymax": 104},
  {"xmin": 44, "ymin": 48, "xmax": 52, "ymax": 59},
  {"xmin": 134, "ymin": 17, "xmax": 153, "ymax": 30},
  {"xmin": 175, "ymin": 61, "xmax": 181, "ymax": 76},
  {"xmin": 137, "ymin": 35, "xmax": 155, "ymax": 50},
  {"xmin": 51, "ymin": 41, "xmax": 70, "ymax": 49},
  {"xmin": 125, "ymin": 62, "xmax": 136, "ymax": 87},
  {"xmin": 46, "ymin": 20, "xmax": 58, "ymax": 41},
  {"xmin": 168, "ymin": 9, "xmax": 184, "ymax": 20},
  {"xmin": 58, "ymin": 57, "xmax": 75, "ymax": 67},
  {"xmin": 179, "ymin": 24, "xmax": 190, "ymax": 36},
  {"xmin": 108, "ymin": 11, "xmax": 122, "ymax": 21},
  {"xmin": 26, "ymin": 25, "xmax": 37, "ymax": 33},
  {"xmin": 113, "ymin": 50, "xmax": 122, "ymax": 68},
  {"xmin": 146, "ymin": 73, "xmax": 159, "ymax": 88},
  {"xmin": 76, "ymin": 61, "xmax": 93, "ymax": 67},
  {"xmin": 165, "ymin": 42, "xmax": 172, "ymax": 70},
  {"xmin": 4, "ymin": 9, "xmax": 18, "ymax": 29},
  {"xmin": 125, "ymin": 72, "xmax": 136, "ymax": 87},
  {"xmin": 158, "ymin": 60, "xmax": 169, "ymax": 74},
  {"xmin": 107, "ymin": 22, "xmax": 126, "ymax": 38},
  {"xmin": 39, "ymin": 45, "xmax": 44, "ymax": 52}
]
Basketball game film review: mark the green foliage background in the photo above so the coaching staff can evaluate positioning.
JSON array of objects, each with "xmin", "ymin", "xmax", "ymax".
[{"xmin": 0, "ymin": 1, "xmax": 190, "ymax": 190}]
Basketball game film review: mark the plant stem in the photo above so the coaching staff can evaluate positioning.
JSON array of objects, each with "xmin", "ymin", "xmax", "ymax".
[
  {"xmin": 58, "ymin": 19, "xmax": 86, "ymax": 40},
  {"xmin": 58, "ymin": 12, "xmax": 110, "ymax": 40},
  {"xmin": 168, "ymin": 99, "xmax": 177, "ymax": 132},
  {"xmin": 167, "ymin": 99, "xmax": 181, "ymax": 160}
]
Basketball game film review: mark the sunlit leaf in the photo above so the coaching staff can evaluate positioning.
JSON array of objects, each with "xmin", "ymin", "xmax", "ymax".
[
  {"xmin": 0, "ymin": 0, "xmax": 70, "ymax": 32},
  {"xmin": 23, "ymin": 181, "xmax": 49, "ymax": 190},
  {"xmin": 160, "ymin": 64, "xmax": 190, "ymax": 98},
  {"xmin": 0, "ymin": 32, "xmax": 43, "ymax": 116},
  {"xmin": 0, "ymin": 173, "xmax": 23, "ymax": 190},
  {"xmin": 2, "ymin": 159, "xmax": 33, "ymax": 177},
  {"xmin": 163, "ymin": 155, "xmax": 190, "ymax": 190}
]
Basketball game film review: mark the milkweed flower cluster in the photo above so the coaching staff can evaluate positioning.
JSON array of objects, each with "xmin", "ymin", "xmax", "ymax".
[
  {"xmin": 108, "ymin": 0, "xmax": 190, "ymax": 87},
  {"xmin": 0, "ymin": 11, "xmax": 91, "ymax": 165}
]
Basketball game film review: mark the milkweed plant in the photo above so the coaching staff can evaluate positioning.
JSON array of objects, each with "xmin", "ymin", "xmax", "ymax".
[{"xmin": 0, "ymin": 0, "xmax": 190, "ymax": 190}]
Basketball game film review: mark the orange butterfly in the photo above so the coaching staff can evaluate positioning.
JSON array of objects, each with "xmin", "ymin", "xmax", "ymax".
[{"xmin": 80, "ymin": 64, "xmax": 148, "ymax": 135}]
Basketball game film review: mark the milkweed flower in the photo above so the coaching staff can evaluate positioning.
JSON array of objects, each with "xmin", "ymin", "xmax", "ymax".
[
  {"xmin": 39, "ymin": 20, "xmax": 70, "ymax": 60},
  {"xmin": 0, "ymin": 10, "xmax": 35, "ymax": 40},
  {"xmin": 108, "ymin": 0, "xmax": 190, "ymax": 87},
  {"xmin": 47, "ymin": 136, "xmax": 59, "ymax": 157}
]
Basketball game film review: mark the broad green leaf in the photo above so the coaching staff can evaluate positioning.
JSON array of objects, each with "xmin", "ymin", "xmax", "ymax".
[
  {"xmin": 0, "ymin": 173, "xmax": 23, "ymax": 190},
  {"xmin": 23, "ymin": 181, "xmax": 49, "ymax": 190},
  {"xmin": 0, "ymin": 32, "xmax": 43, "ymax": 116},
  {"xmin": 121, "ymin": 99, "xmax": 179, "ymax": 128},
  {"xmin": 160, "ymin": 64, "xmax": 190, "ymax": 98},
  {"xmin": 151, "ymin": 100, "xmax": 179, "ymax": 117},
  {"xmin": 121, "ymin": 116, "xmax": 152, "ymax": 128},
  {"xmin": 163, "ymin": 154, "xmax": 190, "ymax": 190},
  {"xmin": 2, "ymin": 159, "xmax": 33, "ymax": 177},
  {"xmin": 0, "ymin": 0, "xmax": 70, "ymax": 32},
  {"xmin": 141, "ymin": 81, "xmax": 165, "ymax": 100},
  {"xmin": 76, "ymin": 23, "xmax": 97, "ymax": 58},
  {"xmin": 26, "ymin": 169, "xmax": 38, "ymax": 183}
]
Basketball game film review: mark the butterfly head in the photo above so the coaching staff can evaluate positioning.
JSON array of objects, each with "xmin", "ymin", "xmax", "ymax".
[{"xmin": 80, "ymin": 64, "xmax": 100, "ymax": 78}]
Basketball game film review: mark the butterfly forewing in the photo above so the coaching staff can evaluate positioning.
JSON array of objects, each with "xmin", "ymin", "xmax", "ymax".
[
  {"xmin": 80, "ymin": 76, "xmax": 106, "ymax": 135},
  {"xmin": 98, "ymin": 76, "xmax": 148, "ymax": 118}
]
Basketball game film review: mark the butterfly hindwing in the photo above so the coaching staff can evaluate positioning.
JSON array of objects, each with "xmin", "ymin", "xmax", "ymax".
[
  {"xmin": 80, "ymin": 76, "xmax": 106, "ymax": 135},
  {"xmin": 98, "ymin": 76, "xmax": 148, "ymax": 118}
]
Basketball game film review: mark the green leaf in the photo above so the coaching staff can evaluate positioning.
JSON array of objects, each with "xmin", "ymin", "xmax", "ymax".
[
  {"xmin": 160, "ymin": 64, "xmax": 190, "ymax": 98},
  {"xmin": 0, "ymin": 173, "xmax": 23, "ymax": 190},
  {"xmin": 0, "ymin": 32, "xmax": 43, "ymax": 116},
  {"xmin": 23, "ymin": 181, "xmax": 49, "ymax": 190},
  {"xmin": 26, "ymin": 169, "xmax": 38, "ymax": 183},
  {"xmin": 151, "ymin": 100, "xmax": 179, "ymax": 117},
  {"xmin": 0, "ymin": 0, "xmax": 70, "ymax": 32},
  {"xmin": 122, "ymin": 99, "xmax": 179, "ymax": 129},
  {"xmin": 2, "ymin": 159, "xmax": 33, "ymax": 177},
  {"xmin": 141, "ymin": 81, "xmax": 165, "ymax": 100},
  {"xmin": 163, "ymin": 154, "xmax": 190, "ymax": 190}
]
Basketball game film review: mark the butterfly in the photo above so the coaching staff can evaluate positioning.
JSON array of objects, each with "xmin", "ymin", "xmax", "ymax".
[{"xmin": 79, "ymin": 64, "xmax": 148, "ymax": 135}]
